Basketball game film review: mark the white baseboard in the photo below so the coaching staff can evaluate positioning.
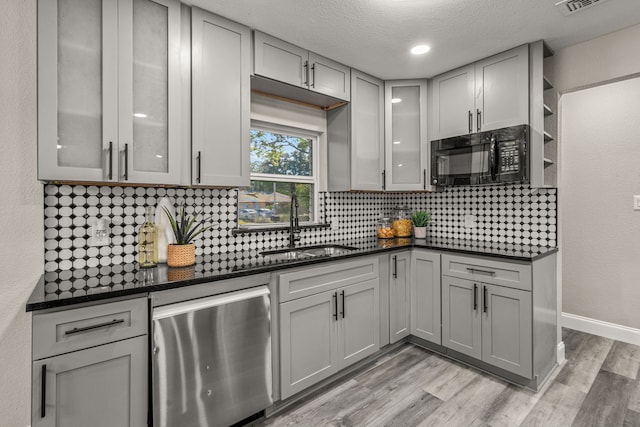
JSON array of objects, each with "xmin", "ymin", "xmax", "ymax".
[
  {"xmin": 561, "ymin": 312, "xmax": 640, "ymax": 346},
  {"xmin": 556, "ymin": 341, "xmax": 565, "ymax": 364}
]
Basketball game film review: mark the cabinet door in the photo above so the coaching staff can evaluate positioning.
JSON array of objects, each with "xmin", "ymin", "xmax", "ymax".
[
  {"xmin": 475, "ymin": 45, "xmax": 529, "ymax": 132},
  {"xmin": 482, "ymin": 284, "xmax": 533, "ymax": 378},
  {"xmin": 308, "ymin": 52, "xmax": 350, "ymax": 101},
  {"xmin": 338, "ymin": 279, "xmax": 380, "ymax": 369},
  {"xmin": 254, "ymin": 31, "xmax": 307, "ymax": 88},
  {"xmin": 351, "ymin": 70, "xmax": 384, "ymax": 191},
  {"xmin": 431, "ymin": 65, "xmax": 475, "ymax": 139},
  {"xmin": 119, "ymin": 0, "xmax": 181, "ymax": 184},
  {"xmin": 38, "ymin": 0, "xmax": 119, "ymax": 182},
  {"xmin": 442, "ymin": 276, "xmax": 481, "ymax": 359},
  {"xmin": 385, "ymin": 80, "xmax": 428, "ymax": 191},
  {"xmin": 32, "ymin": 335, "xmax": 147, "ymax": 427},
  {"xmin": 191, "ymin": 7, "xmax": 250, "ymax": 186},
  {"xmin": 280, "ymin": 291, "xmax": 338, "ymax": 400},
  {"xmin": 389, "ymin": 252, "xmax": 411, "ymax": 343},
  {"xmin": 410, "ymin": 250, "xmax": 441, "ymax": 345}
]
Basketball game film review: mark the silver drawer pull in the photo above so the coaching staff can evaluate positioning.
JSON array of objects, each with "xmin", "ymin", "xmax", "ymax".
[
  {"xmin": 466, "ymin": 267, "xmax": 496, "ymax": 276},
  {"xmin": 65, "ymin": 318, "xmax": 125, "ymax": 336}
]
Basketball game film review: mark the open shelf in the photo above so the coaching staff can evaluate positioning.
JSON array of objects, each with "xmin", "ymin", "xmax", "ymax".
[
  {"xmin": 543, "ymin": 43, "xmax": 554, "ymax": 58},
  {"xmin": 543, "ymin": 76, "xmax": 553, "ymax": 90},
  {"xmin": 544, "ymin": 131, "xmax": 554, "ymax": 142},
  {"xmin": 543, "ymin": 104, "xmax": 553, "ymax": 117},
  {"xmin": 543, "ymin": 157, "xmax": 554, "ymax": 166}
]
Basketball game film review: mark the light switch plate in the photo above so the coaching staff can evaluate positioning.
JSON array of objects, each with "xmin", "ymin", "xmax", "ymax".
[
  {"xmin": 634, "ymin": 195, "xmax": 640, "ymax": 211},
  {"xmin": 464, "ymin": 214, "xmax": 477, "ymax": 229},
  {"xmin": 89, "ymin": 217, "xmax": 111, "ymax": 247}
]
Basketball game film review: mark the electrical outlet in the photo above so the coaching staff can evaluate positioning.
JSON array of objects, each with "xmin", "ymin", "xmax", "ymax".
[
  {"xmin": 464, "ymin": 214, "xmax": 477, "ymax": 229},
  {"xmin": 89, "ymin": 217, "xmax": 111, "ymax": 247},
  {"xmin": 634, "ymin": 195, "xmax": 640, "ymax": 211},
  {"xmin": 330, "ymin": 218, "xmax": 339, "ymax": 231}
]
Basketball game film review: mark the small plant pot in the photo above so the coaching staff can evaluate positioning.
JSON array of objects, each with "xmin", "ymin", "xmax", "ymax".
[
  {"xmin": 167, "ymin": 244, "xmax": 195, "ymax": 267},
  {"xmin": 414, "ymin": 226, "xmax": 427, "ymax": 239}
]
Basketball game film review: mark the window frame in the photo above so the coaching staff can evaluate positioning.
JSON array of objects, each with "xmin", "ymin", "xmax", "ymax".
[{"xmin": 238, "ymin": 121, "xmax": 320, "ymax": 229}]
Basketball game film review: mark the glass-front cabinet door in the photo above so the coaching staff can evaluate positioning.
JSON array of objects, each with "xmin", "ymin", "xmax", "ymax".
[
  {"xmin": 37, "ymin": 0, "xmax": 181, "ymax": 184},
  {"xmin": 384, "ymin": 80, "xmax": 429, "ymax": 191}
]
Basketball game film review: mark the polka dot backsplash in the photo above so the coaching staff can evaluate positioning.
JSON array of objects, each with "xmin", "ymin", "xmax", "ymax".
[{"xmin": 43, "ymin": 184, "xmax": 557, "ymax": 272}]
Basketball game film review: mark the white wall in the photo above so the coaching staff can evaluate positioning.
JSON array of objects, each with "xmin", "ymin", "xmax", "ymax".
[
  {"xmin": 555, "ymin": 23, "xmax": 640, "ymax": 333},
  {"xmin": 0, "ymin": 0, "xmax": 41, "ymax": 425}
]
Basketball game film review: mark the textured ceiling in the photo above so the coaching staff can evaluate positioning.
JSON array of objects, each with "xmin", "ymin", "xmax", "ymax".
[{"xmin": 189, "ymin": 0, "xmax": 640, "ymax": 80}]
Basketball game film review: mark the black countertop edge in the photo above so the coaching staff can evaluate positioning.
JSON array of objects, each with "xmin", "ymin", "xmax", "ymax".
[{"xmin": 27, "ymin": 240, "xmax": 557, "ymax": 312}]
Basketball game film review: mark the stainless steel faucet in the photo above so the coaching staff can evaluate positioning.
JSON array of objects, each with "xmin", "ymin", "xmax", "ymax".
[{"xmin": 289, "ymin": 193, "xmax": 301, "ymax": 248}]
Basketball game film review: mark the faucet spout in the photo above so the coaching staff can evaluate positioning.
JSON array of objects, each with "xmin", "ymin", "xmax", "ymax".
[{"xmin": 289, "ymin": 193, "xmax": 301, "ymax": 248}]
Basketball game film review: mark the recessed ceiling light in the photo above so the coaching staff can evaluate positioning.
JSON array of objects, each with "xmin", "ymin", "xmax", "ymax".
[
  {"xmin": 411, "ymin": 45, "xmax": 431, "ymax": 55},
  {"xmin": 391, "ymin": 98, "xmax": 402, "ymax": 103},
  {"xmin": 156, "ymin": 154, "xmax": 163, "ymax": 158},
  {"xmin": 393, "ymin": 141, "xmax": 401, "ymax": 145},
  {"xmin": 134, "ymin": 113, "xmax": 147, "ymax": 118}
]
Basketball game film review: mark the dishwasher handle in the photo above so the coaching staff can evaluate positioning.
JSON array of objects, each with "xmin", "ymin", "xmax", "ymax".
[{"xmin": 153, "ymin": 286, "xmax": 270, "ymax": 320}]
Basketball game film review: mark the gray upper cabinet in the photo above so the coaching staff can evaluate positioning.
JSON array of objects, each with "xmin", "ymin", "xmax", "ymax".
[
  {"xmin": 253, "ymin": 31, "xmax": 350, "ymax": 101},
  {"xmin": 384, "ymin": 80, "xmax": 430, "ymax": 191},
  {"xmin": 431, "ymin": 45, "xmax": 529, "ymax": 140},
  {"xmin": 410, "ymin": 250, "xmax": 441, "ymax": 345},
  {"xmin": 327, "ymin": 70, "xmax": 384, "ymax": 191},
  {"xmin": 191, "ymin": 7, "xmax": 250, "ymax": 187},
  {"xmin": 389, "ymin": 251, "xmax": 411, "ymax": 343},
  {"xmin": 38, "ymin": 0, "xmax": 182, "ymax": 185}
]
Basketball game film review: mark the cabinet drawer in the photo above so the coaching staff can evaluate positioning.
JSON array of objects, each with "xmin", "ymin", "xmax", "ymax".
[
  {"xmin": 33, "ymin": 297, "xmax": 148, "ymax": 360},
  {"xmin": 441, "ymin": 254, "xmax": 531, "ymax": 291},
  {"xmin": 279, "ymin": 257, "xmax": 378, "ymax": 302}
]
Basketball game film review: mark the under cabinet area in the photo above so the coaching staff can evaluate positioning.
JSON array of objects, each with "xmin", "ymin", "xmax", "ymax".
[
  {"xmin": 431, "ymin": 44, "xmax": 529, "ymax": 140},
  {"xmin": 277, "ymin": 257, "xmax": 380, "ymax": 400},
  {"xmin": 190, "ymin": 7, "xmax": 251, "ymax": 187},
  {"xmin": 38, "ymin": 0, "xmax": 182, "ymax": 184},
  {"xmin": 253, "ymin": 31, "xmax": 351, "ymax": 102},
  {"xmin": 31, "ymin": 297, "xmax": 148, "ymax": 427}
]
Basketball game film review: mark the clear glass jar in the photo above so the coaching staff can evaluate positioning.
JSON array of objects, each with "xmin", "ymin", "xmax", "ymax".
[
  {"xmin": 376, "ymin": 217, "xmax": 395, "ymax": 239},
  {"xmin": 392, "ymin": 206, "xmax": 412, "ymax": 237}
]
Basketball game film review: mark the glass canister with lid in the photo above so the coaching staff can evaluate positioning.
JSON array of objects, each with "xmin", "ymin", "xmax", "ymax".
[
  {"xmin": 392, "ymin": 206, "xmax": 413, "ymax": 237},
  {"xmin": 376, "ymin": 217, "xmax": 395, "ymax": 239}
]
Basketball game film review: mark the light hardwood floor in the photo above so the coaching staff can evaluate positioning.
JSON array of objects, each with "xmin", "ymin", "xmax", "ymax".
[{"xmin": 252, "ymin": 329, "xmax": 640, "ymax": 426}]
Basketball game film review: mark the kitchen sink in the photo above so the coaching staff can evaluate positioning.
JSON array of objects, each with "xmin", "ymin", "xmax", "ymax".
[{"xmin": 261, "ymin": 244, "xmax": 358, "ymax": 261}]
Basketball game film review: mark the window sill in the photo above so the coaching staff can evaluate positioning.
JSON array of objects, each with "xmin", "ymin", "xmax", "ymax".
[{"xmin": 232, "ymin": 223, "xmax": 330, "ymax": 235}]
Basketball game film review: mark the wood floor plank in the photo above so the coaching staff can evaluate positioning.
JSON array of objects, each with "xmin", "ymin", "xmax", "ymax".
[
  {"xmin": 519, "ymin": 381, "xmax": 587, "ymax": 427},
  {"xmin": 628, "ymin": 375, "xmax": 640, "ymax": 413},
  {"xmin": 419, "ymin": 373, "xmax": 507, "ymax": 427},
  {"xmin": 623, "ymin": 409, "xmax": 640, "ymax": 427},
  {"xmin": 353, "ymin": 345, "xmax": 431, "ymax": 391},
  {"xmin": 571, "ymin": 370, "xmax": 634, "ymax": 427},
  {"xmin": 601, "ymin": 341, "xmax": 640, "ymax": 380},
  {"xmin": 366, "ymin": 390, "xmax": 442, "ymax": 427},
  {"xmin": 554, "ymin": 333, "xmax": 613, "ymax": 394},
  {"xmin": 419, "ymin": 357, "xmax": 479, "ymax": 402},
  {"xmin": 479, "ymin": 384, "xmax": 540, "ymax": 427}
]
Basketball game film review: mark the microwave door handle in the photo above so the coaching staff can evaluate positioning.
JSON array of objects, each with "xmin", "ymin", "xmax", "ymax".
[{"xmin": 490, "ymin": 136, "xmax": 498, "ymax": 181}]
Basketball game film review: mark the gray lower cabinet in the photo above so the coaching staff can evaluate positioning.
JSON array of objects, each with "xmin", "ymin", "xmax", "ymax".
[
  {"xmin": 31, "ymin": 297, "xmax": 148, "ymax": 426},
  {"xmin": 32, "ymin": 336, "xmax": 148, "ymax": 427},
  {"xmin": 389, "ymin": 251, "xmax": 411, "ymax": 343},
  {"xmin": 410, "ymin": 250, "xmax": 441, "ymax": 345},
  {"xmin": 442, "ymin": 275, "xmax": 533, "ymax": 379},
  {"xmin": 279, "ymin": 278, "xmax": 379, "ymax": 400}
]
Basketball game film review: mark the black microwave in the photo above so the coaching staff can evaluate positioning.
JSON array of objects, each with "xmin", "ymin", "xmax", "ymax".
[{"xmin": 431, "ymin": 124, "xmax": 529, "ymax": 186}]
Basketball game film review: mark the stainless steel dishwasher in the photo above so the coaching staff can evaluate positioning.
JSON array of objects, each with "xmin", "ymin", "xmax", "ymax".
[{"xmin": 152, "ymin": 284, "xmax": 273, "ymax": 427}]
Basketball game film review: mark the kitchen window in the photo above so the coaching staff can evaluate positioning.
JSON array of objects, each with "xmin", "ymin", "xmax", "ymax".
[{"xmin": 238, "ymin": 125, "xmax": 318, "ymax": 228}]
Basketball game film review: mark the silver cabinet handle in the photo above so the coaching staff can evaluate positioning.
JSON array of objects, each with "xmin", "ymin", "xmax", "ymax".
[
  {"xmin": 310, "ymin": 63, "xmax": 316, "ymax": 88},
  {"xmin": 466, "ymin": 267, "xmax": 496, "ymax": 276},
  {"xmin": 64, "ymin": 318, "xmax": 125, "ymax": 336},
  {"xmin": 303, "ymin": 60, "xmax": 309, "ymax": 87}
]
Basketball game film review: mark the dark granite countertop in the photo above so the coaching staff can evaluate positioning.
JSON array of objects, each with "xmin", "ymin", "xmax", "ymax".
[{"xmin": 27, "ymin": 237, "xmax": 556, "ymax": 312}]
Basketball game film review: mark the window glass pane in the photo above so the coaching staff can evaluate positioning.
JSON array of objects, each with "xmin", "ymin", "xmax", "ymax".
[
  {"xmin": 250, "ymin": 130, "xmax": 313, "ymax": 176},
  {"xmin": 239, "ymin": 181, "xmax": 314, "ymax": 226}
]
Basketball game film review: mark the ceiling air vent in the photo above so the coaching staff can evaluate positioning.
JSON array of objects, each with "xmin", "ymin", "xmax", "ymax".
[{"xmin": 555, "ymin": 0, "xmax": 611, "ymax": 16}]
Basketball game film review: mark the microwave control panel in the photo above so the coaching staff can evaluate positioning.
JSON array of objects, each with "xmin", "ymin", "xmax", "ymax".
[{"xmin": 499, "ymin": 140, "xmax": 520, "ymax": 173}]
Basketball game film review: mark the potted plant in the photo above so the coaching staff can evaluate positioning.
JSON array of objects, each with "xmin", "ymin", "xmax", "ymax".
[
  {"xmin": 163, "ymin": 205, "xmax": 214, "ymax": 267},
  {"xmin": 411, "ymin": 210, "xmax": 432, "ymax": 239}
]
